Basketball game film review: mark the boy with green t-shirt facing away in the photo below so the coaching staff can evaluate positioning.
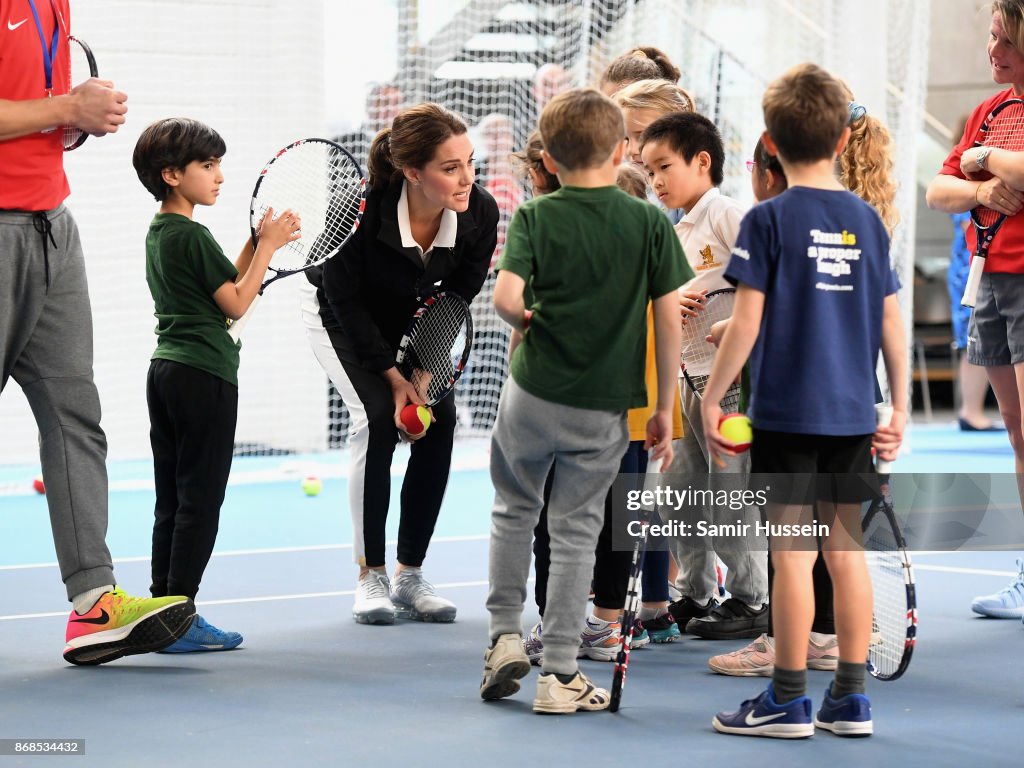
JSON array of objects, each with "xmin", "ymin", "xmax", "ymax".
[
  {"xmin": 132, "ymin": 118, "xmax": 300, "ymax": 651},
  {"xmin": 479, "ymin": 89, "xmax": 689, "ymax": 714}
]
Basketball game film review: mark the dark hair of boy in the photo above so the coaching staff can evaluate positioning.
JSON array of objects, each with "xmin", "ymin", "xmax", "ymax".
[
  {"xmin": 640, "ymin": 111, "xmax": 725, "ymax": 186},
  {"xmin": 133, "ymin": 118, "xmax": 227, "ymax": 202},
  {"xmin": 761, "ymin": 62, "xmax": 848, "ymax": 165},
  {"xmin": 538, "ymin": 88, "xmax": 624, "ymax": 171}
]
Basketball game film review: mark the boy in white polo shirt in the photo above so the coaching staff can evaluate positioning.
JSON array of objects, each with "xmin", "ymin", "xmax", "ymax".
[{"xmin": 640, "ymin": 111, "xmax": 769, "ymax": 640}]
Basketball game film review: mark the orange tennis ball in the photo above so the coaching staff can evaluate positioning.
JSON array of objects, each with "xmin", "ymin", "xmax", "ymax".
[
  {"xmin": 32, "ymin": 476, "xmax": 45, "ymax": 495},
  {"xmin": 400, "ymin": 404, "xmax": 431, "ymax": 436},
  {"xmin": 718, "ymin": 413, "xmax": 752, "ymax": 452}
]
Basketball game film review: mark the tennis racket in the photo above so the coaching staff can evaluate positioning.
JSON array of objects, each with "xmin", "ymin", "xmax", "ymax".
[
  {"xmin": 395, "ymin": 292, "xmax": 473, "ymax": 406},
  {"xmin": 63, "ymin": 36, "xmax": 98, "ymax": 151},
  {"xmin": 862, "ymin": 403, "xmax": 917, "ymax": 681},
  {"xmin": 609, "ymin": 455, "xmax": 662, "ymax": 713},
  {"xmin": 681, "ymin": 287, "xmax": 740, "ymax": 414},
  {"xmin": 961, "ymin": 98, "xmax": 1024, "ymax": 307},
  {"xmin": 227, "ymin": 139, "xmax": 366, "ymax": 342}
]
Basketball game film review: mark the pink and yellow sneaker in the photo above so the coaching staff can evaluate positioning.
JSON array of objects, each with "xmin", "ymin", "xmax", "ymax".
[{"xmin": 63, "ymin": 588, "xmax": 195, "ymax": 665}]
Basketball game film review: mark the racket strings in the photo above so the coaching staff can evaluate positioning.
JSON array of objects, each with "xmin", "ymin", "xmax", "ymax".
[
  {"xmin": 975, "ymin": 107, "xmax": 1024, "ymax": 227},
  {"xmin": 863, "ymin": 516, "xmax": 911, "ymax": 679},
  {"xmin": 687, "ymin": 374, "xmax": 741, "ymax": 414},
  {"xmin": 400, "ymin": 299, "xmax": 471, "ymax": 403},
  {"xmin": 253, "ymin": 142, "xmax": 363, "ymax": 272},
  {"xmin": 681, "ymin": 291, "xmax": 735, "ymax": 374}
]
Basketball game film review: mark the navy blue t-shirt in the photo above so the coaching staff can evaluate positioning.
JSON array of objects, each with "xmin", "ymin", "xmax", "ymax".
[{"xmin": 725, "ymin": 187, "xmax": 898, "ymax": 436}]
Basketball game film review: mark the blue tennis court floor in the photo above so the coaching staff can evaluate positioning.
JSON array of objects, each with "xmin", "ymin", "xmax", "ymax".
[{"xmin": 0, "ymin": 423, "xmax": 1020, "ymax": 767}]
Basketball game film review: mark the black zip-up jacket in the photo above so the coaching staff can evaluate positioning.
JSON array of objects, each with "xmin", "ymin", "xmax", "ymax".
[{"xmin": 307, "ymin": 180, "xmax": 499, "ymax": 371}]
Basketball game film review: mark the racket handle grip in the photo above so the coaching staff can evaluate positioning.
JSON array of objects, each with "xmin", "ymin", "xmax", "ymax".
[
  {"xmin": 227, "ymin": 293, "xmax": 261, "ymax": 343},
  {"xmin": 961, "ymin": 254, "xmax": 985, "ymax": 308},
  {"xmin": 874, "ymin": 403, "xmax": 893, "ymax": 474}
]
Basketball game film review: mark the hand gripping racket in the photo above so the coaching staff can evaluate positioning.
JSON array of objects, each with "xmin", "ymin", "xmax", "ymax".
[
  {"xmin": 63, "ymin": 36, "xmax": 98, "ymax": 151},
  {"xmin": 227, "ymin": 138, "xmax": 366, "ymax": 342},
  {"xmin": 961, "ymin": 98, "xmax": 1024, "ymax": 307},
  {"xmin": 862, "ymin": 403, "xmax": 917, "ymax": 681},
  {"xmin": 609, "ymin": 454, "xmax": 662, "ymax": 713},
  {"xmin": 395, "ymin": 292, "xmax": 473, "ymax": 406},
  {"xmin": 680, "ymin": 288, "xmax": 741, "ymax": 415}
]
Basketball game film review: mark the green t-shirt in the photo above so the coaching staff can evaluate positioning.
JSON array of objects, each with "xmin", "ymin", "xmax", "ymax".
[
  {"xmin": 498, "ymin": 185, "xmax": 693, "ymax": 410},
  {"xmin": 145, "ymin": 213, "xmax": 240, "ymax": 386}
]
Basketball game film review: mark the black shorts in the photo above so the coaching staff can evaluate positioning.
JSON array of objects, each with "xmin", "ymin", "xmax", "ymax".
[{"xmin": 751, "ymin": 429, "xmax": 878, "ymax": 505}]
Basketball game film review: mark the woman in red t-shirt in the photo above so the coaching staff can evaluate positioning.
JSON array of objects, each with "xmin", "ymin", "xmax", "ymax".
[{"xmin": 926, "ymin": 0, "xmax": 1024, "ymax": 620}]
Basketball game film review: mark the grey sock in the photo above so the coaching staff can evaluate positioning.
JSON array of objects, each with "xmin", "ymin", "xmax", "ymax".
[
  {"xmin": 772, "ymin": 665, "xmax": 807, "ymax": 704},
  {"xmin": 829, "ymin": 660, "xmax": 866, "ymax": 699}
]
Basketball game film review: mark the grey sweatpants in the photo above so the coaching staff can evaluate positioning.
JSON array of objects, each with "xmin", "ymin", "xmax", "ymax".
[
  {"xmin": 0, "ymin": 207, "xmax": 114, "ymax": 599},
  {"xmin": 675, "ymin": 383, "xmax": 768, "ymax": 605},
  {"xmin": 487, "ymin": 378, "xmax": 628, "ymax": 675}
]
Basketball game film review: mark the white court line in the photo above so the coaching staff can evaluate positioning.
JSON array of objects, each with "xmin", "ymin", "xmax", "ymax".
[
  {"xmin": 0, "ymin": 534, "xmax": 490, "ymax": 572},
  {"xmin": 912, "ymin": 564, "xmax": 1016, "ymax": 578},
  {"xmin": 0, "ymin": 579, "xmax": 494, "ymax": 622}
]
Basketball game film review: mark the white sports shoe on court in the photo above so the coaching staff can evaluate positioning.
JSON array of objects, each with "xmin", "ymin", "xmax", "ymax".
[
  {"xmin": 391, "ymin": 567, "xmax": 457, "ymax": 622},
  {"xmin": 353, "ymin": 570, "xmax": 396, "ymax": 625}
]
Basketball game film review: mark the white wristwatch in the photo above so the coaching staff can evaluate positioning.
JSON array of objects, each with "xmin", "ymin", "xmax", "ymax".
[{"xmin": 976, "ymin": 147, "xmax": 992, "ymax": 171}]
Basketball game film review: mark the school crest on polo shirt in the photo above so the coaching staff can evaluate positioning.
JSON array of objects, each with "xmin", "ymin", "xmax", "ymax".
[{"xmin": 696, "ymin": 244, "xmax": 720, "ymax": 270}]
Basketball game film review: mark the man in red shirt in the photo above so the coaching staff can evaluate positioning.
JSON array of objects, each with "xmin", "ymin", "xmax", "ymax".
[{"xmin": 0, "ymin": 0, "xmax": 194, "ymax": 664}]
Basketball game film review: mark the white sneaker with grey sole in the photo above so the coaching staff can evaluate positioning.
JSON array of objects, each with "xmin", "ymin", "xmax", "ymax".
[
  {"xmin": 391, "ymin": 567, "xmax": 457, "ymax": 622},
  {"xmin": 353, "ymin": 570, "xmax": 396, "ymax": 625}
]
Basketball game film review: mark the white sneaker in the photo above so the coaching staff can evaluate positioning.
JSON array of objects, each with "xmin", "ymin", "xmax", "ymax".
[
  {"xmin": 391, "ymin": 567, "xmax": 457, "ymax": 622},
  {"xmin": 533, "ymin": 670, "xmax": 610, "ymax": 714},
  {"xmin": 353, "ymin": 570, "xmax": 395, "ymax": 625},
  {"xmin": 481, "ymin": 633, "xmax": 531, "ymax": 700},
  {"xmin": 970, "ymin": 559, "xmax": 1024, "ymax": 618}
]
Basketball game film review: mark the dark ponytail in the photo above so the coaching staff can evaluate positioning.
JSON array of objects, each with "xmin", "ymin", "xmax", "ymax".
[{"xmin": 367, "ymin": 103, "xmax": 468, "ymax": 190}]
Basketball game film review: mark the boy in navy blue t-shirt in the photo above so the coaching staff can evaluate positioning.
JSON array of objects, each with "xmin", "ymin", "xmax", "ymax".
[{"xmin": 700, "ymin": 63, "xmax": 907, "ymax": 739}]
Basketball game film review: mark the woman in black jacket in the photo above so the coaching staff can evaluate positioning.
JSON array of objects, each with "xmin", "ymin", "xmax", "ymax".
[{"xmin": 302, "ymin": 103, "xmax": 499, "ymax": 625}]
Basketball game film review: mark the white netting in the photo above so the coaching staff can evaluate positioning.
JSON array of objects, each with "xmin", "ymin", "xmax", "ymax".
[{"xmin": 0, "ymin": 0, "xmax": 928, "ymax": 466}]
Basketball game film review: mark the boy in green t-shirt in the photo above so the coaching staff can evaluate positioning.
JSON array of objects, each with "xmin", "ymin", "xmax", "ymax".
[
  {"xmin": 132, "ymin": 118, "xmax": 299, "ymax": 651},
  {"xmin": 479, "ymin": 89, "xmax": 689, "ymax": 714}
]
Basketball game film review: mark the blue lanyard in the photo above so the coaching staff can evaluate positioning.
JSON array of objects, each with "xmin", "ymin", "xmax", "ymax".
[{"xmin": 26, "ymin": 0, "xmax": 60, "ymax": 94}]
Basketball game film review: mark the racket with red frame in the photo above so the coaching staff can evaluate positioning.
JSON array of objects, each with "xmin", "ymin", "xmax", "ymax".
[
  {"xmin": 961, "ymin": 98, "xmax": 1024, "ymax": 307},
  {"xmin": 862, "ymin": 404, "xmax": 917, "ymax": 681},
  {"xmin": 609, "ymin": 454, "xmax": 662, "ymax": 713},
  {"xmin": 227, "ymin": 138, "xmax": 366, "ymax": 342}
]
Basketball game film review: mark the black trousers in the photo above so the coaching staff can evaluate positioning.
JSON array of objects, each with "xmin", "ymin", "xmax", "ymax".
[
  {"xmin": 335, "ymin": 350, "xmax": 457, "ymax": 569},
  {"xmin": 147, "ymin": 359, "xmax": 236, "ymax": 600}
]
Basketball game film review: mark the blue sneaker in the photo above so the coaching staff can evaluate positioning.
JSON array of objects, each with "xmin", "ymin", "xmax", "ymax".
[
  {"xmin": 814, "ymin": 687, "xmax": 873, "ymax": 736},
  {"xmin": 970, "ymin": 559, "xmax": 1024, "ymax": 618},
  {"xmin": 158, "ymin": 615, "xmax": 243, "ymax": 653},
  {"xmin": 712, "ymin": 684, "xmax": 814, "ymax": 738},
  {"xmin": 641, "ymin": 611, "xmax": 681, "ymax": 643}
]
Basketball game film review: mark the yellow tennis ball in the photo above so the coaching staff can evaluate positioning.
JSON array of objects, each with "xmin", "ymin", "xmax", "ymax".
[
  {"xmin": 301, "ymin": 475, "xmax": 322, "ymax": 497},
  {"xmin": 718, "ymin": 414, "xmax": 753, "ymax": 452}
]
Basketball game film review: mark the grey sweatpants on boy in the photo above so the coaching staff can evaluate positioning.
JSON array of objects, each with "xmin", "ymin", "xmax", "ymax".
[
  {"xmin": 487, "ymin": 378, "xmax": 629, "ymax": 675},
  {"xmin": 675, "ymin": 384, "xmax": 768, "ymax": 605},
  {"xmin": 0, "ymin": 207, "xmax": 114, "ymax": 599}
]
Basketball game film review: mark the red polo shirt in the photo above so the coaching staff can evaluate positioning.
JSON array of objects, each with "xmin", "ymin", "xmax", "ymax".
[
  {"xmin": 0, "ymin": 0, "xmax": 71, "ymax": 211},
  {"xmin": 941, "ymin": 87, "xmax": 1024, "ymax": 274}
]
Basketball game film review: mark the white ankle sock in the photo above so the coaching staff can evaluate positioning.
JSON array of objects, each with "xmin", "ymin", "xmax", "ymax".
[{"xmin": 72, "ymin": 584, "xmax": 113, "ymax": 614}]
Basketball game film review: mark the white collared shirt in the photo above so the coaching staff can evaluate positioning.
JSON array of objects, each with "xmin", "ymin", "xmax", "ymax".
[
  {"xmin": 397, "ymin": 180, "xmax": 458, "ymax": 266},
  {"xmin": 674, "ymin": 187, "xmax": 747, "ymax": 376},
  {"xmin": 674, "ymin": 187, "xmax": 746, "ymax": 295}
]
